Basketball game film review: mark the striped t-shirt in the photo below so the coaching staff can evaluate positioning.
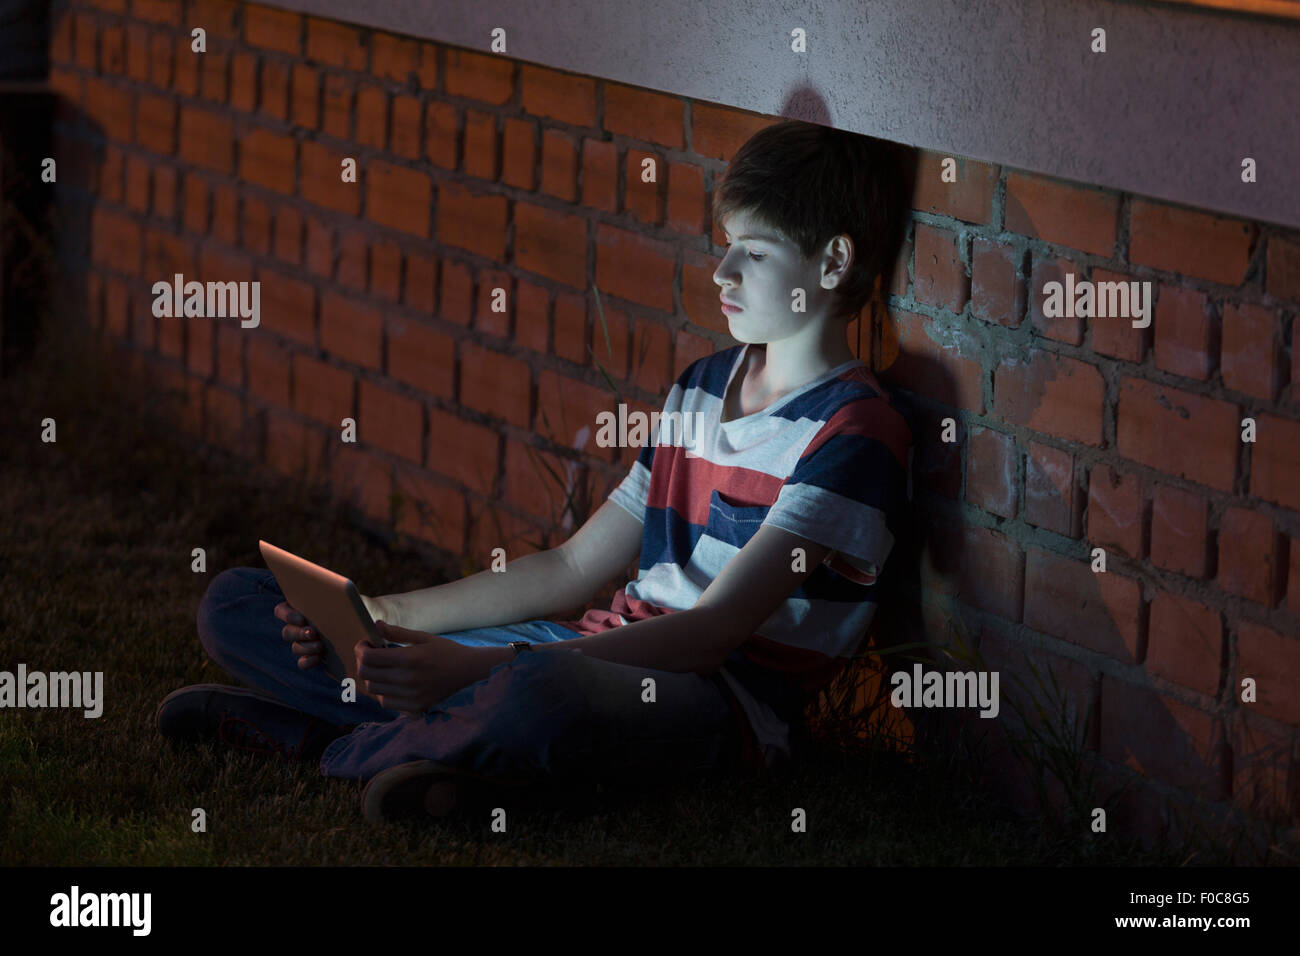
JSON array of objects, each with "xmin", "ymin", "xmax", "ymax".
[{"xmin": 555, "ymin": 343, "xmax": 912, "ymax": 769}]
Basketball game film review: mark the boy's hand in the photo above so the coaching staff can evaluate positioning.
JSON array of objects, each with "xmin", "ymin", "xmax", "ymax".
[
  {"xmin": 354, "ymin": 621, "xmax": 492, "ymax": 714},
  {"xmin": 275, "ymin": 600, "xmax": 326, "ymax": 669}
]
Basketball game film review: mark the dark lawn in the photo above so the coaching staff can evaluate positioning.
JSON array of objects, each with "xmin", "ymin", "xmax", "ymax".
[{"xmin": 0, "ymin": 324, "xmax": 1236, "ymax": 865}]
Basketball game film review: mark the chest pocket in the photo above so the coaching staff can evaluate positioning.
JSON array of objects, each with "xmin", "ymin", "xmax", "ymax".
[{"xmin": 704, "ymin": 489, "xmax": 769, "ymax": 551}]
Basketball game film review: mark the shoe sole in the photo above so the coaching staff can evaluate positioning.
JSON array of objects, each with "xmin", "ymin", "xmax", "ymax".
[{"xmin": 361, "ymin": 760, "xmax": 531, "ymax": 825}]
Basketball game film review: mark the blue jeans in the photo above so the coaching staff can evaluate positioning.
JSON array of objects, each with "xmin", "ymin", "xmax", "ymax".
[{"xmin": 195, "ymin": 567, "xmax": 742, "ymax": 785}]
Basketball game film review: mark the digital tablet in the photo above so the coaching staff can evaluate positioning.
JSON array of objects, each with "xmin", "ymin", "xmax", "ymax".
[{"xmin": 258, "ymin": 540, "xmax": 401, "ymax": 684}]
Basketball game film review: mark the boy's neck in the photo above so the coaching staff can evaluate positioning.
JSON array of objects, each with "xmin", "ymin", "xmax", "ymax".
[{"xmin": 745, "ymin": 326, "xmax": 860, "ymax": 396}]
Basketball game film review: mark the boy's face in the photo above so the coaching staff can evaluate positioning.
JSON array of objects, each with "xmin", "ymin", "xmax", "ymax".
[{"xmin": 714, "ymin": 208, "xmax": 848, "ymax": 344}]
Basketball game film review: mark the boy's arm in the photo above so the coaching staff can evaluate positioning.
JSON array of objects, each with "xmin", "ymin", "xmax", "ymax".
[
  {"xmin": 369, "ymin": 500, "xmax": 643, "ymax": 634},
  {"xmin": 474, "ymin": 525, "xmax": 832, "ymax": 675}
]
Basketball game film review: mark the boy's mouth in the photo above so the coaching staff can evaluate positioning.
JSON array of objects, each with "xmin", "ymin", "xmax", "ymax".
[{"xmin": 720, "ymin": 297, "xmax": 743, "ymax": 313}]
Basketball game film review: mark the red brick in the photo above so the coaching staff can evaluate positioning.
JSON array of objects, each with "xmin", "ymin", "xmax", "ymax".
[
  {"xmin": 1086, "ymin": 464, "xmax": 1143, "ymax": 560},
  {"xmin": 666, "ymin": 160, "xmax": 706, "ymax": 237},
  {"xmin": 970, "ymin": 238, "xmax": 1024, "ymax": 327},
  {"xmin": 1221, "ymin": 302, "xmax": 1280, "ymax": 400},
  {"xmin": 504, "ymin": 439, "xmax": 573, "ymax": 523},
  {"xmin": 393, "ymin": 467, "xmax": 466, "ymax": 552},
  {"xmin": 320, "ymin": 292, "xmax": 382, "ymax": 369},
  {"xmin": 372, "ymin": 33, "xmax": 420, "ymax": 84},
  {"xmin": 321, "ymin": 72, "xmax": 352, "ymax": 138},
  {"xmin": 1147, "ymin": 591, "xmax": 1221, "ymax": 697},
  {"xmin": 103, "ymin": 277, "xmax": 130, "ymax": 337},
  {"xmin": 1025, "ymin": 441, "xmax": 1079, "ymax": 537},
  {"xmin": 152, "ymin": 165, "xmax": 178, "ymax": 220},
  {"xmin": 173, "ymin": 36, "xmax": 199, "ymax": 97},
  {"xmin": 1266, "ymin": 234, "xmax": 1300, "ymax": 303},
  {"xmin": 913, "ymin": 411, "xmax": 962, "ymax": 500},
  {"xmin": 358, "ymin": 379, "xmax": 423, "ymax": 464},
  {"xmin": 912, "ymin": 224, "xmax": 968, "ymax": 314},
  {"xmin": 878, "ymin": 310, "xmax": 985, "ymax": 414},
  {"xmin": 994, "ymin": 350, "xmax": 1103, "ymax": 445},
  {"xmin": 589, "ymin": 302, "xmax": 629, "ymax": 382},
  {"xmin": 273, "ymin": 205, "xmax": 302, "ymax": 265},
  {"xmin": 674, "ymin": 327, "xmax": 716, "ymax": 377},
  {"xmin": 502, "ymin": 117, "xmax": 537, "ymax": 190},
  {"xmin": 1251, "ymin": 413, "xmax": 1300, "ymax": 513},
  {"xmin": 259, "ymin": 59, "xmax": 289, "ymax": 121},
  {"xmin": 554, "ymin": 292, "xmax": 588, "ymax": 366},
  {"xmin": 300, "ymin": 141, "xmax": 360, "ymax": 215},
  {"xmin": 512, "ymin": 201, "xmax": 587, "ymax": 289},
  {"xmin": 245, "ymin": 5, "xmax": 300, "ymax": 55},
  {"xmin": 435, "ymin": 181, "xmax": 507, "ymax": 261},
  {"xmin": 404, "ymin": 252, "xmax": 437, "ymax": 314},
  {"xmin": 1152, "ymin": 485, "xmax": 1209, "ymax": 576},
  {"xmin": 215, "ymin": 323, "xmax": 243, "ymax": 387},
  {"xmin": 205, "ymin": 384, "xmax": 249, "ymax": 451},
  {"xmin": 306, "ymin": 18, "xmax": 366, "ymax": 70},
  {"xmin": 1217, "ymin": 507, "xmax": 1283, "ymax": 606},
  {"xmin": 246, "ymin": 335, "xmax": 291, "ymax": 407},
  {"xmin": 73, "ymin": 13, "xmax": 97, "ymax": 69},
  {"xmin": 1100, "ymin": 678, "xmax": 1227, "ymax": 797},
  {"xmin": 211, "ymin": 183, "xmax": 239, "ymax": 245},
  {"xmin": 425, "ymin": 101, "xmax": 458, "ymax": 170},
  {"xmin": 230, "ymin": 53, "xmax": 257, "ymax": 111},
  {"xmin": 625, "ymin": 149, "xmax": 669, "ymax": 225},
  {"xmin": 51, "ymin": 10, "xmax": 75, "ymax": 66},
  {"xmin": 390, "ymin": 95, "xmax": 422, "ymax": 159},
  {"xmin": 91, "ymin": 208, "xmax": 141, "ymax": 276},
  {"xmin": 594, "ymin": 223, "xmax": 675, "ymax": 311},
  {"xmin": 912, "ymin": 152, "xmax": 998, "ymax": 226},
  {"xmin": 460, "ymin": 343, "xmax": 531, "ymax": 427},
  {"xmin": 241, "ymin": 196, "xmax": 271, "ymax": 254},
  {"xmin": 85, "ymin": 78, "xmax": 133, "ymax": 142},
  {"xmin": 462, "ymin": 110, "xmax": 497, "ymax": 180},
  {"xmin": 631, "ymin": 318, "xmax": 672, "ymax": 394},
  {"xmin": 514, "ymin": 279, "xmax": 550, "ymax": 355},
  {"xmin": 291, "ymin": 64, "xmax": 319, "ymax": 129},
  {"xmin": 191, "ymin": 0, "xmax": 239, "ymax": 38},
  {"xmin": 183, "ymin": 174, "xmax": 209, "ymax": 235},
  {"xmin": 100, "ymin": 25, "xmax": 125, "ymax": 75},
  {"xmin": 367, "ymin": 161, "xmax": 431, "ymax": 238},
  {"xmin": 386, "ymin": 316, "xmax": 454, "ymax": 399},
  {"xmin": 581, "ymin": 138, "xmax": 617, "ymax": 213},
  {"xmin": 186, "ymin": 311, "xmax": 214, "ymax": 377},
  {"xmin": 239, "ymin": 127, "xmax": 296, "ymax": 195},
  {"xmin": 532, "ymin": 130, "xmax": 580, "ymax": 204},
  {"xmin": 520, "ymin": 64, "xmax": 597, "ymax": 127},
  {"xmin": 304, "ymin": 215, "xmax": 333, "ymax": 279},
  {"xmin": 147, "ymin": 31, "xmax": 172, "ymax": 87},
  {"xmin": 1088, "ymin": 268, "xmax": 1149, "ymax": 363},
  {"xmin": 355, "ymin": 84, "xmax": 387, "ymax": 149},
  {"xmin": 1153, "ymin": 284, "xmax": 1213, "ymax": 381},
  {"xmin": 200, "ymin": 49, "xmax": 229, "ymax": 104},
  {"xmin": 178, "ymin": 107, "xmax": 233, "ymax": 174},
  {"xmin": 439, "ymin": 260, "xmax": 473, "ymax": 326},
  {"xmin": 427, "ymin": 407, "xmax": 500, "ymax": 495},
  {"xmin": 536, "ymin": 369, "xmax": 619, "ymax": 457},
  {"xmin": 1129, "ymin": 199, "xmax": 1256, "ymax": 286},
  {"xmin": 1116, "ymin": 377, "xmax": 1238, "ymax": 490},
  {"xmin": 143, "ymin": 227, "xmax": 195, "ymax": 279},
  {"xmin": 132, "ymin": 0, "xmax": 180, "ymax": 24},
  {"xmin": 415, "ymin": 43, "xmax": 438, "ymax": 90},
  {"xmin": 265, "ymin": 408, "xmax": 327, "ymax": 483},
  {"xmin": 124, "ymin": 155, "xmax": 151, "ymax": 213},
  {"xmin": 965, "ymin": 426, "xmax": 1016, "ymax": 517},
  {"xmin": 158, "ymin": 308, "xmax": 183, "ymax": 359},
  {"xmin": 940, "ymin": 522, "xmax": 1025, "ymax": 622},
  {"xmin": 256, "ymin": 268, "xmax": 315, "ymax": 348},
  {"xmin": 690, "ymin": 101, "xmax": 770, "ymax": 161},
  {"xmin": 1025, "ymin": 547, "xmax": 1141, "ymax": 661},
  {"xmin": 444, "ymin": 48, "xmax": 514, "ymax": 105},
  {"xmin": 336, "ymin": 230, "xmax": 367, "ymax": 292},
  {"xmin": 134, "ymin": 91, "xmax": 175, "ymax": 156},
  {"xmin": 98, "ymin": 146, "xmax": 125, "ymax": 204},
  {"xmin": 292, "ymin": 353, "xmax": 354, "ymax": 425},
  {"xmin": 474, "ymin": 269, "xmax": 512, "ymax": 339},
  {"xmin": 1028, "ymin": 255, "xmax": 1083, "ymax": 344},
  {"xmin": 1004, "ymin": 172, "xmax": 1118, "ymax": 257},
  {"xmin": 369, "ymin": 240, "xmax": 402, "ymax": 303},
  {"xmin": 1236, "ymin": 620, "xmax": 1300, "ymax": 726}
]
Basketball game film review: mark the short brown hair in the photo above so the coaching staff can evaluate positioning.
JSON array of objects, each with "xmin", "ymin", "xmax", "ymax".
[{"xmin": 712, "ymin": 119, "xmax": 910, "ymax": 323}]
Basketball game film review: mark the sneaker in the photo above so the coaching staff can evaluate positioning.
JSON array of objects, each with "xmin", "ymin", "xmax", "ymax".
[
  {"xmin": 156, "ymin": 683, "xmax": 347, "ymax": 762},
  {"xmin": 361, "ymin": 760, "xmax": 502, "ymax": 824}
]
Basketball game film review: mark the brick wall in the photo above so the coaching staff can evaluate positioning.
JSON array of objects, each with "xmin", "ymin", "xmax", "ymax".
[{"xmin": 45, "ymin": 0, "xmax": 1300, "ymax": 843}]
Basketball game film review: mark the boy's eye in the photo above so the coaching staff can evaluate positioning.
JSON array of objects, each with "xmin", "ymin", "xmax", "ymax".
[{"xmin": 748, "ymin": 252, "xmax": 765, "ymax": 261}]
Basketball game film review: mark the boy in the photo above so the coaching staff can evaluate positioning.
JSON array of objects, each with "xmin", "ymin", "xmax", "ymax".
[{"xmin": 156, "ymin": 119, "xmax": 913, "ymax": 823}]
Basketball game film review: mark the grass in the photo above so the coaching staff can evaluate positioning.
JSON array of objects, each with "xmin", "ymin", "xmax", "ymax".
[{"xmin": 0, "ymin": 317, "xmax": 1228, "ymax": 866}]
